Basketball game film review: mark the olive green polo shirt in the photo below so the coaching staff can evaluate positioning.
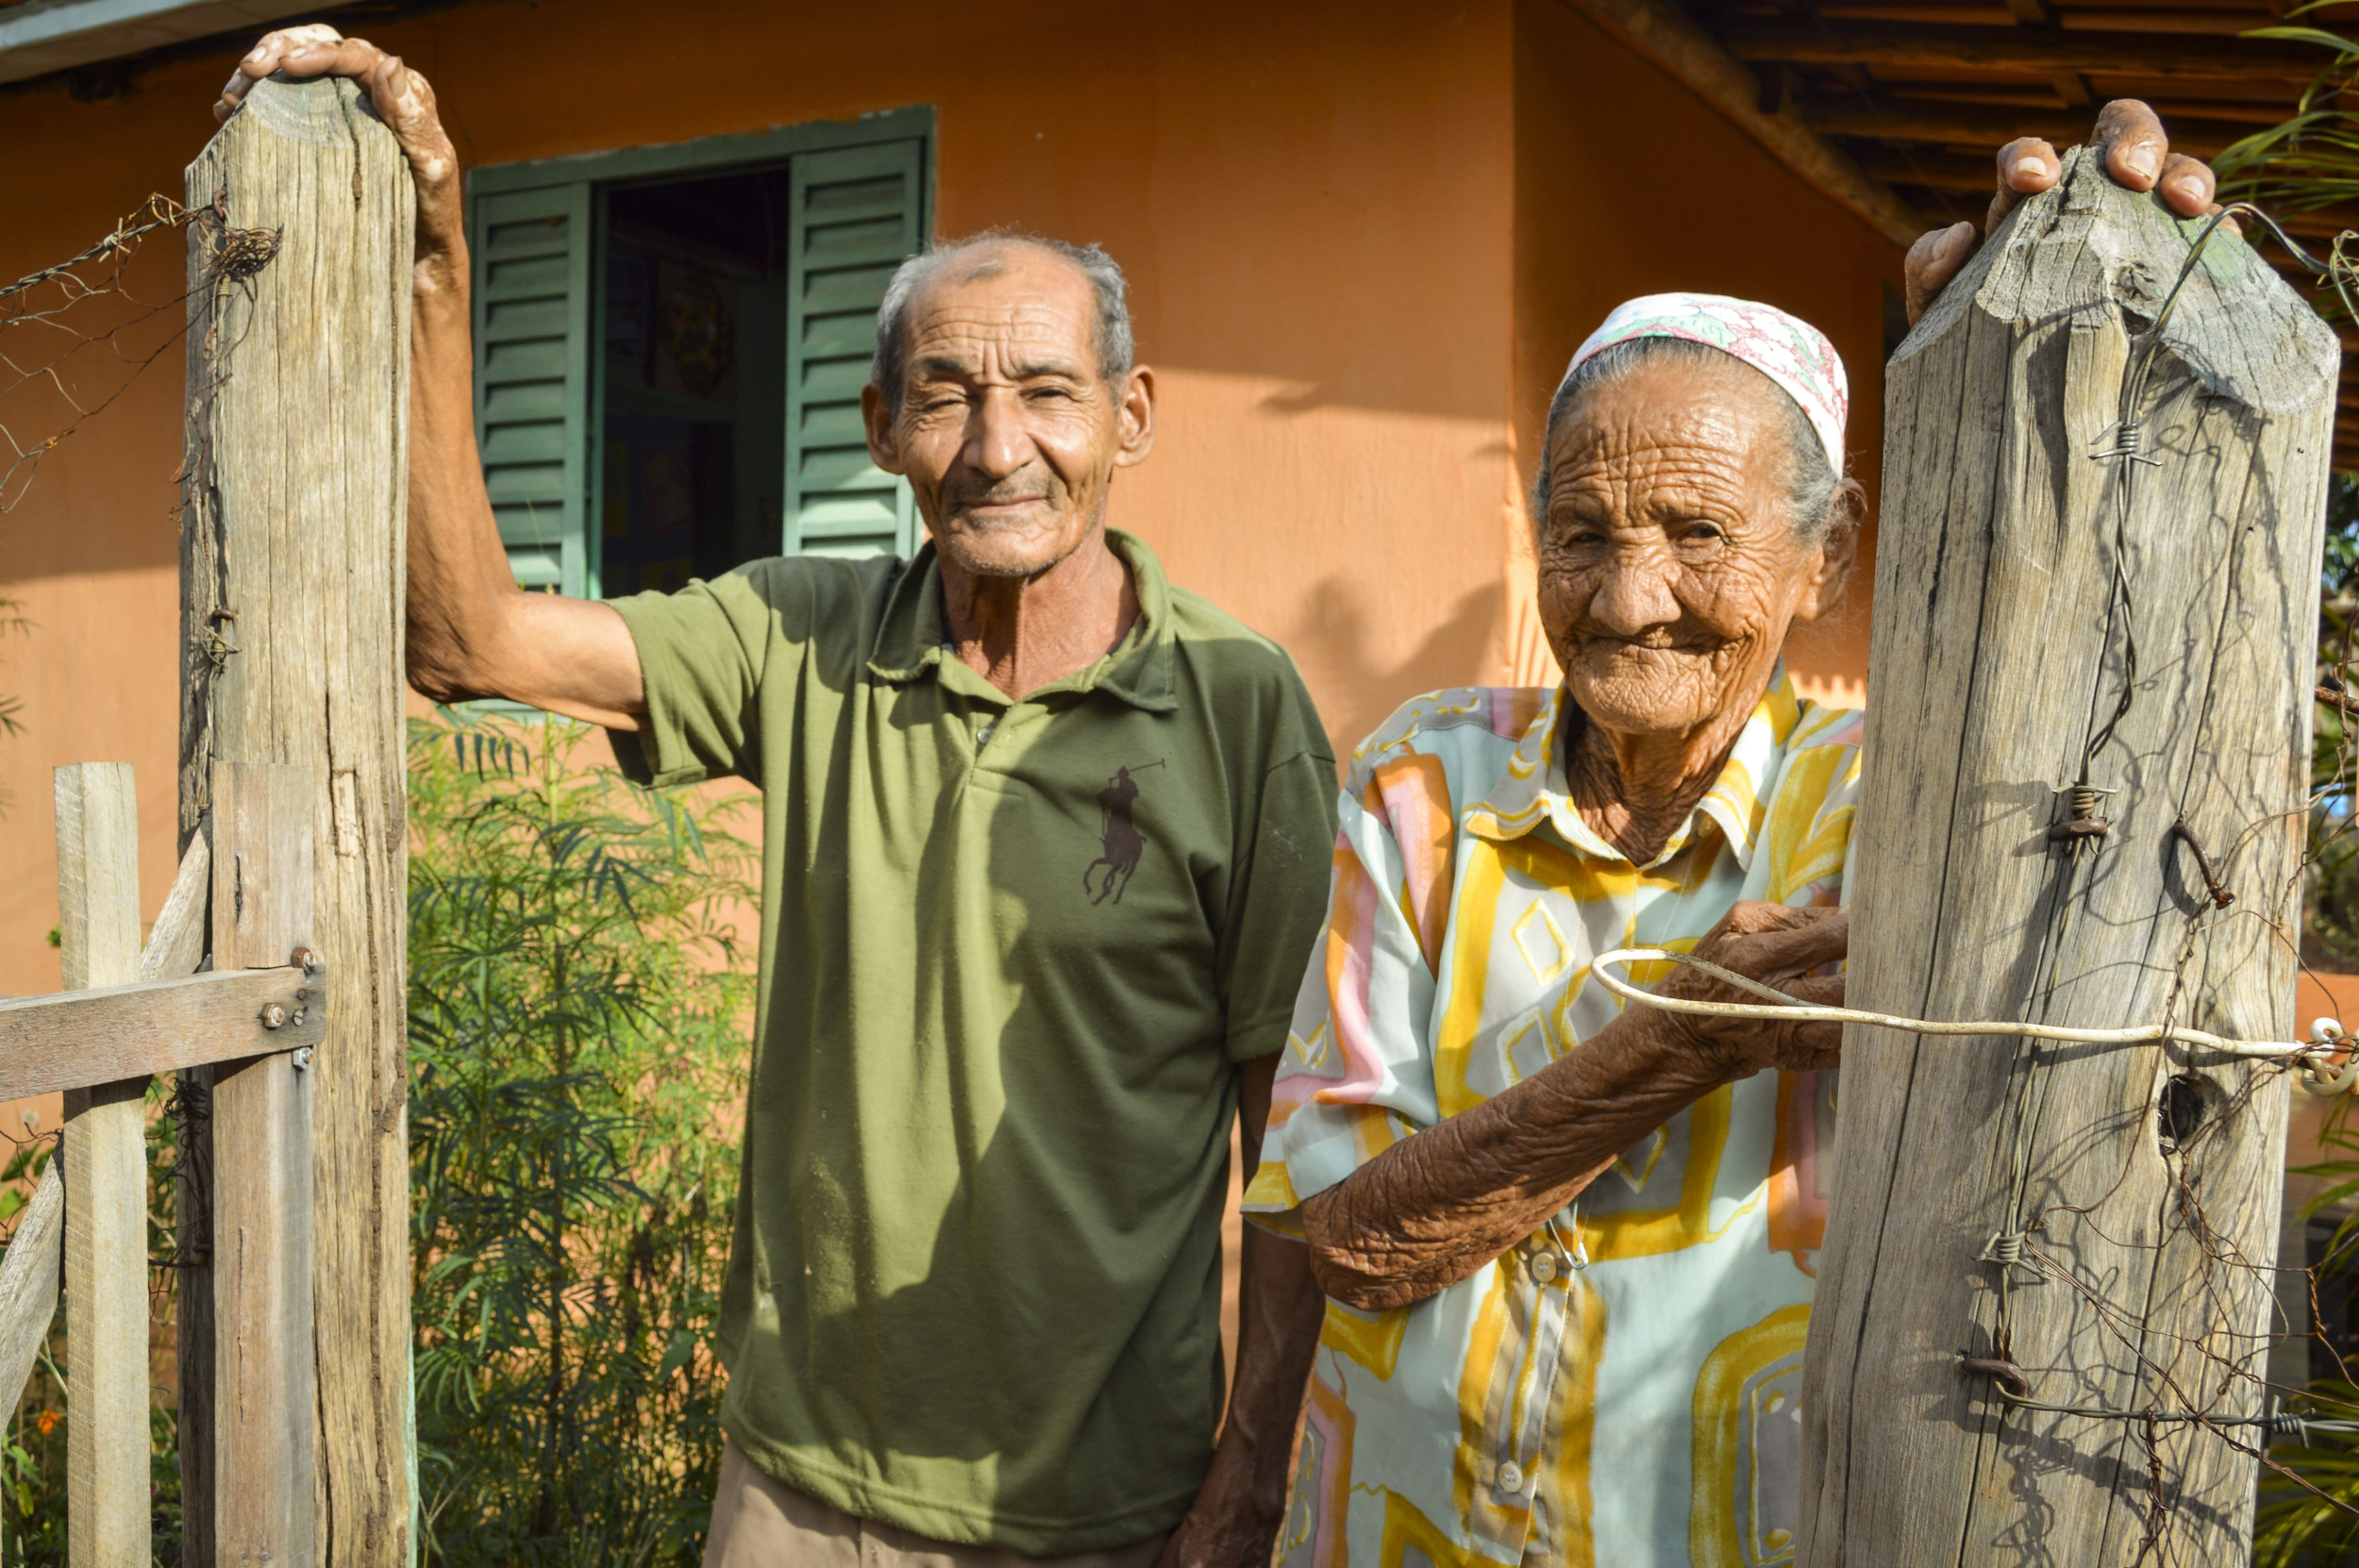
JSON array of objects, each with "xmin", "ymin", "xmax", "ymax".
[{"xmin": 608, "ymin": 530, "xmax": 1338, "ymax": 1555}]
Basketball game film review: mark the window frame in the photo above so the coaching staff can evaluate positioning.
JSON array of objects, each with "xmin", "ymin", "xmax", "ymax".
[{"xmin": 466, "ymin": 106, "xmax": 937, "ymax": 599}]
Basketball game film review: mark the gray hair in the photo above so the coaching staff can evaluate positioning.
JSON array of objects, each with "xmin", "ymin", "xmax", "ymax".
[
  {"xmin": 1531, "ymin": 336, "xmax": 1857, "ymax": 546},
  {"xmin": 870, "ymin": 229, "xmax": 1134, "ymax": 405}
]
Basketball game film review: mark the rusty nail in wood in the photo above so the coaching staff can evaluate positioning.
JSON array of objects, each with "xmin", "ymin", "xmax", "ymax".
[
  {"xmin": 290, "ymin": 946, "xmax": 317, "ymax": 973},
  {"xmin": 209, "ymin": 606, "xmax": 237, "ymax": 623},
  {"xmin": 2047, "ymin": 819, "xmax": 2110, "ymax": 843},
  {"xmin": 259, "ymin": 1003, "xmax": 288, "ymax": 1029},
  {"xmin": 1959, "ymin": 1354, "xmax": 2031, "ymax": 1399},
  {"xmin": 2170, "ymin": 819, "xmax": 2234, "ymax": 909}
]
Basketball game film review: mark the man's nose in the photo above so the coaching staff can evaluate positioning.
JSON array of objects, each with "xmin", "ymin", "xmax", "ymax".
[
  {"xmin": 1587, "ymin": 554, "xmax": 1682, "ymax": 637},
  {"xmin": 962, "ymin": 387, "xmax": 1033, "ymax": 478}
]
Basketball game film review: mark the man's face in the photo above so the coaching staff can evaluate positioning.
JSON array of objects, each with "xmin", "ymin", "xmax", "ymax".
[
  {"xmin": 1534, "ymin": 358, "xmax": 1851, "ymax": 739},
  {"xmin": 862, "ymin": 245, "xmax": 1154, "ymax": 579}
]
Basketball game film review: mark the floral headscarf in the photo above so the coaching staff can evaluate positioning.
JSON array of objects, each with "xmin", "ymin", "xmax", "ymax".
[{"xmin": 1565, "ymin": 292, "xmax": 1849, "ymax": 472}]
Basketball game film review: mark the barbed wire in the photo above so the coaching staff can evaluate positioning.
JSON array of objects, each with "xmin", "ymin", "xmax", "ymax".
[{"xmin": 0, "ymin": 192, "xmax": 209, "ymax": 516}]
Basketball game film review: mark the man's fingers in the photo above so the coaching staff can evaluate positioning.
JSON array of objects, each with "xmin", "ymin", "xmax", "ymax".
[
  {"xmin": 214, "ymin": 24, "xmax": 347, "ymax": 120},
  {"xmin": 1997, "ymin": 137, "xmax": 2061, "ymax": 198},
  {"xmin": 1903, "ymin": 221, "xmax": 1977, "ymax": 325},
  {"xmin": 1984, "ymin": 137, "xmax": 2060, "ymax": 237},
  {"xmin": 2094, "ymin": 99, "xmax": 2167, "ymax": 192},
  {"xmin": 2158, "ymin": 153, "xmax": 2217, "ymax": 220},
  {"xmin": 215, "ymin": 28, "xmax": 388, "ymax": 123}
]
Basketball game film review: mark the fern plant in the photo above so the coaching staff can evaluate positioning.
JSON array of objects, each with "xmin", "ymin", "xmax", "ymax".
[{"xmin": 407, "ymin": 711, "xmax": 755, "ymax": 1567}]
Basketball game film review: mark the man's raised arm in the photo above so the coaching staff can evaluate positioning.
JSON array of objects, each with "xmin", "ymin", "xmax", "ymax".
[{"xmin": 218, "ymin": 27, "xmax": 648, "ymax": 730}]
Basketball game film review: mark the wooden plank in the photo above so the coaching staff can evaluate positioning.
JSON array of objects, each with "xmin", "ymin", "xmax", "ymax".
[
  {"xmin": 1717, "ymin": 17, "xmax": 2328, "ymax": 80},
  {"xmin": 1560, "ymin": 0, "xmax": 1928, "ymax": 247},
  {"xmin": 206, "ymin": 762, "xmax": 317, "ymax": 1568},
  {"xmin": 1796, "ymin": 146, "xmax": 2337, "ymax": 1562},
  {"xmin": 0, "ymin": 1165, "xmax": 62, "ymax": 1457},
  {"xmin": 139, "ymin": 831, "xmax": 209, "ymax": 983},
  {"xmin": 181, "ymin": 75, "xmax": 413, "ymax": 1567},
  {"xmin": 0, "ymin": 968, "xmax": 324, "ymax": 1099},
  {"xmin": 54, "ymin": 762, "xmax": 152, "ymax": 1568}
]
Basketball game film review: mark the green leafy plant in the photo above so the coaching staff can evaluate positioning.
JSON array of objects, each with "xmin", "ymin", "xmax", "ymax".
[{"xmin": 407, "ymin": 710, "xmax": 755, "ymax": 1567}]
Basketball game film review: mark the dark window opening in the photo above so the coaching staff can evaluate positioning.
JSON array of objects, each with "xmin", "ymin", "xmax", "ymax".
[{"xmin": 599, "ymin": 168, "xmax": 793, "ymax": 595}]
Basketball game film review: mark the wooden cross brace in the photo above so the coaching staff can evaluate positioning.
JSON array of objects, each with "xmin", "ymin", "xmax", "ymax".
[{"xmin": 0, "ymin": 759, "xmax": 322, "ymax": 1565}]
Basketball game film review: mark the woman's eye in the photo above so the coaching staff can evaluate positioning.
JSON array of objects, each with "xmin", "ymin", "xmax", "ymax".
[{"xmin": 1681, "ymin": 522, "xmax": 1724, "ymax": 543}]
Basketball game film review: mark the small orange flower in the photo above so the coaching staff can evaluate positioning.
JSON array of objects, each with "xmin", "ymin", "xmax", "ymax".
[{"xmin": 33, "ymin": 1410, "xmax": 56, "ymax": 1436}]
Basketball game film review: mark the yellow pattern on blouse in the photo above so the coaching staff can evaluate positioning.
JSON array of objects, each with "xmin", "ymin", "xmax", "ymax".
[{"xmin": 1246, "ymin": 668, "xmax": 1861, "ymax": 1567}]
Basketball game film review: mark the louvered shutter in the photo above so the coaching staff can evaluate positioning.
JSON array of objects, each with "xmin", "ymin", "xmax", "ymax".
[
  {"xmin": 471, "ymin": 183, "xmax": 592, "ymax": 594},
  {"xmin": 784, "ymin": 140, "xmax": 927, "ymax": 559}
]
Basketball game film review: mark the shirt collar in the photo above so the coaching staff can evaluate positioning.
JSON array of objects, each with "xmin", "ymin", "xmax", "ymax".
[
  {"xmin": 1464, "ymin": 663, "xmax": 1802, "ymax": 872},
  {"xmin": 864, "ymin": 527, "xmax": 1179, "ymax": 712}
]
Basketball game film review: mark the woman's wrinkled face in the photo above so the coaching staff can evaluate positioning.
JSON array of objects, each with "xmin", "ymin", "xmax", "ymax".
[{"xmin": 1536, "ymin": 359, "xmax": 1849, "ymax": 740}]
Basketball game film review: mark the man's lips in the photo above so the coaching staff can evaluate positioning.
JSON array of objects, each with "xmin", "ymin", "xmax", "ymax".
[{"xmin": 953, "ymin": 495, "xmax": 1051, "ymax": 515}]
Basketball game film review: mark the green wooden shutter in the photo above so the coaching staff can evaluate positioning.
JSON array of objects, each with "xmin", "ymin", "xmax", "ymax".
[
  {"xmin": 784, "ymin": 140, "xmax": 927, "ymax": 559},
  {"xmin": 471, "ymin": 183, "xmax": 592, "ymax": 594}
]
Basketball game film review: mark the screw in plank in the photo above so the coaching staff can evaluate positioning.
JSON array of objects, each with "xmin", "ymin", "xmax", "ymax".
[
  {"xmin": 291, "ymin": 1047, "xmax": 312, "ymax": 1071},
  {"xmin": 259, "ymin": 1002, "xmax": 288, "ymax": 1030}
]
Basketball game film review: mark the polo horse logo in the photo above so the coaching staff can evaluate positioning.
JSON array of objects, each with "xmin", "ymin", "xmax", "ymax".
[{"xmin": 1083, "ymin": 759, "xmax": 1164, "ymax": 906}]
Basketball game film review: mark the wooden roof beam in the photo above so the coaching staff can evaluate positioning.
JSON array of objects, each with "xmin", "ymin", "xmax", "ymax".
[
  {"xmin": 1556, "ymin": 0, "xmax": 1927, "ymax": 244},
  {"xmin": 1807, "ymin": 97, "xmax": 2247, "ymax": 156},
  {"xmin": 1719, "ymin": 19, "xmax": 2328, "ymax": 80}
]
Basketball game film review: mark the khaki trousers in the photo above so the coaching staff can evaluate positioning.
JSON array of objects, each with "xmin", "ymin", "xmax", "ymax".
[{"xmin": 703, "ymin": 1443, "xmax": 1169, "ymax": 1568}]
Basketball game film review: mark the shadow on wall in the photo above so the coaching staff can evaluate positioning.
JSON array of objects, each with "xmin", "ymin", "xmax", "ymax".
[{"xmin": 1291, "ymin": 577, "xmax": 1499, "ymax": 754}]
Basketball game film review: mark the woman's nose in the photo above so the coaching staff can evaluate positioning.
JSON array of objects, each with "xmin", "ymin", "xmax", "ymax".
[{"xmin": 1587, "ymin": 558, "xmax": 1681, "ymax": 637}]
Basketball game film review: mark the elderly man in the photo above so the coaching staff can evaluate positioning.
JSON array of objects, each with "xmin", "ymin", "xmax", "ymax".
[{"xmin": 218, "ymin": 26, "xmax": 1332, "ymax": 1568}]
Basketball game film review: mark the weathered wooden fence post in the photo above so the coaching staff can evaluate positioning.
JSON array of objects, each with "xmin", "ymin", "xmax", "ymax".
[
  {"xmin": 55, "ymin": 762, "xmax": 151, "ymax": 1565},
  {"xmin": 1797, "ymin": 149, "xmax": 2339, "ymax": 1560},
  {"xmin": 181, "ymin": 74, "xmax": 413, "ymax": 1566},
  {"xmin": 208, "ymin": 762, "xmax": 318, "ymax": 1564}
]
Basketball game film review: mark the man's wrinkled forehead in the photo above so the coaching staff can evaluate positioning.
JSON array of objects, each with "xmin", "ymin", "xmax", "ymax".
[{"xmin": 904, "ymin": 248, "xmax": 1098, "ymax": 378}]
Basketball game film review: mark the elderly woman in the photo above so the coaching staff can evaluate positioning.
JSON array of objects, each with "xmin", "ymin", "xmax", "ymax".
[{"xmin": 1245, "ymin": 106, "xmax": 2226, "ymax": 1568}]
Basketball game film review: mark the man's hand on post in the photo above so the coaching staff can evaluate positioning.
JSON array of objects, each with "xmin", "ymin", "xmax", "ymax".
[
  {"xmin": 217, "ymin": 27, "xmax": 463, "ymax": 297},
  {"xmin": 213, "ymin": 26, "xmax": 649, "ymax": 726},
  {"xmin": 1902, "ymin": 100, "xmax": 2231, "ymax": 326}
]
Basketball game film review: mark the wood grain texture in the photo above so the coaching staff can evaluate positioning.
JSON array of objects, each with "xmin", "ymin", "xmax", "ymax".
[
  {"xmin": 139, "ymin": 832, "xmax": 209, "ymax": 984},
  {"xmin": 1797, "ymin": 148, "xmax": 2337, "ymax": 1563},
  {"xmin": 0, "ymin": 1167, "xmax": 63, "ymax": 1446},
  {"xmin": 182, "ymin": 75, "xmax": 412, "ymax": 1567},
  {"xmin": 0, "ymin": 969, "xmax": 325, "ymax": 1099},
  {"xmin": 207, "ymin": 762, "xmax": 317, "ymax": 1568},
  {"xmin": 54, "ymin": 763, "xmax": 152, "ymax": 1568}
]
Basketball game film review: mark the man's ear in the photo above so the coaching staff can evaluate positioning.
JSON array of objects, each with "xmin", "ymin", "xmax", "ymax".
[
  {"xmin": 862, "ymin": 382, "xmax": 905, "ymax": 476},
  {"xmin": 1113, "ymin": 365, "xmax": 1157, "ymax": 469}
]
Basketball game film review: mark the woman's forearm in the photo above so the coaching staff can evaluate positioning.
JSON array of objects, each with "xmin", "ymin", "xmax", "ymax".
[{"xmin": 1299, "ymin": 1015, "xmax": 1732, "ymax": 1311}]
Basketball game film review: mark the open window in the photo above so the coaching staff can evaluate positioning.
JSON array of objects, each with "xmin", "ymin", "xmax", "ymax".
[{"xmin": 466, "ymin": 109, "xmax": 934, "ymax": 599}]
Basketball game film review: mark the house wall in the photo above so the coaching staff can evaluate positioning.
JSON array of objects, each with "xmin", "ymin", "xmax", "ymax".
[{"xmin": 0, "ymin": 0, "xmax": 1530, "ymax": 1002}]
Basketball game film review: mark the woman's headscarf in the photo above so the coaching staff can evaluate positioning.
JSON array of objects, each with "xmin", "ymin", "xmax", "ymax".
[{"xmin": 1565, "ymin": 292, "xmax": 1849, "ymax": 472}]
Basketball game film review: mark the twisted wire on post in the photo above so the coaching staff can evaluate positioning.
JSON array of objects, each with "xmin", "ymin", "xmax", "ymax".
[{"xmin": 1587, "ymin": 946, "xmax": 2329, "ymax": 1064}]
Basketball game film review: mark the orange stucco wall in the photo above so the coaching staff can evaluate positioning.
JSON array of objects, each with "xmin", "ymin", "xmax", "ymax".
[
  {"xmin": 0, "ymin": 0, "xmax": 1913, "ymax": 1009},
  {"xmin": 0, "ymin": 0, "xmax": 1552, "ymax": 1003}
]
